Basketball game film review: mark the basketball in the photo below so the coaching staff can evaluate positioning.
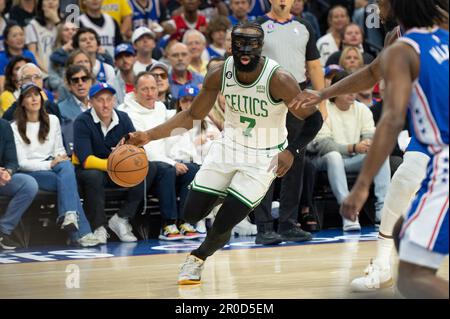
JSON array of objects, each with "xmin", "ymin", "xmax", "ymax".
[{"xmin": 107, "ymin": 144, "xmax": 149, "ymax": 188}]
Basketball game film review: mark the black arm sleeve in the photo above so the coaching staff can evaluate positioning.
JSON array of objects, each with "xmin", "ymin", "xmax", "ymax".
[{"xmin": 286, "ymin": 111, "xmax": 323, "ymax": 158}]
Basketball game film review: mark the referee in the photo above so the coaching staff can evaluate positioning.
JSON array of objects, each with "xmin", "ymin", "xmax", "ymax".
[{"xmin": 255, "ymin": 0, "xmax": 326, "ymax": 245}]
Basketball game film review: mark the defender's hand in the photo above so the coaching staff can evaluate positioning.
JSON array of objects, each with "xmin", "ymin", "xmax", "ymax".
[
  {"xmin": 126, "ymin": 131, "xmax": 151, "ymax": 147},
  {"xmin": 340, "ymin": 187, "xmax": 369, "ymax": 222},
  {"xmin": 288, "ymin": 89, "xmax": 323, "ymax": 110}
]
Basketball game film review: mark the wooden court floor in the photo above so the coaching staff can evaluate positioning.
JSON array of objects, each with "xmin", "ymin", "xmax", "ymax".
[{"xmin": 0, "ymin": 240, "xmax": 448, "ymax": 299}]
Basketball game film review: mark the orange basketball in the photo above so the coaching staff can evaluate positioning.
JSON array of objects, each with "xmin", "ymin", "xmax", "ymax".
[{"xmin": 107, "ymin": 144, "xmax": 149, "ymax": 188}]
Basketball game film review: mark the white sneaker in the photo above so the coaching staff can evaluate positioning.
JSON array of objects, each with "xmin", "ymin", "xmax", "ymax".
[
  {"xmin": 196, "ymin": 220, "xmax": 207, "ymax": 237},
  {"xmin": 108, "ymin": 214, "xmax": 137, "ymax": 242},
  {"xmin": 94, "ymin": 226, "xmax": 109, "ymax": 244},
  {"xmin": 178, "ymin": 254, "xmax": 205, "ymax": 285},
  {"xmin": 350, "ymin": 259, "xmax": 394, "ymax": 292},
  {"xmin": 61, "ymin": 212, "xmax": 78, "ymax": 232},
  {"xmin": 342, "ymin": 217, "xmax": 361, "ymax": 232},
  {"xmin": 232, "ymin": 217, "xmax": 257, "ymax": 236},
  {"xmin": 78, "ymin": 233, "xmax": 101, "ymax": 247}
]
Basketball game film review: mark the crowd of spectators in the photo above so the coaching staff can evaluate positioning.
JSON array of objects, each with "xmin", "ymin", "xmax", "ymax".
[{"xmin": 1, "ymin": 0, "xmax": 399, "ymax": 249}]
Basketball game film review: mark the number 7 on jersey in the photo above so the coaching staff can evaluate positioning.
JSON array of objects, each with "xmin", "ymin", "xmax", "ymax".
[{"xmin": 240, "ymin": 116, "xmax": 256, "ymax": 137}]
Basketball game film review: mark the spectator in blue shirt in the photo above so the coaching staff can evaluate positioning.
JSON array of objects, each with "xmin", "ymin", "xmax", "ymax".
[
  {"xmin": 228, "ymin": 0, "xmax": 256, "ymax": 26},
  {"xmin": 0, "ymin": 21, "xmax": 38, "ymax": 92},
  {"xmin": 167, "ymin": 42, "xmax": 204, "ymax": 99},
  {"xmin": 73, "ymin": 83, "xmax": 157, "ymax": 244}
]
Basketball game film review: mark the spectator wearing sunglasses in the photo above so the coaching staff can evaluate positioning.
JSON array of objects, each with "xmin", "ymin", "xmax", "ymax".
[
  {"xmin": 147, "ymin": 61, "xmax": 175, "ymax": 110},
  {"xmin": 57, "ymin": 64, "xmax": 93, "ymax": 155}
]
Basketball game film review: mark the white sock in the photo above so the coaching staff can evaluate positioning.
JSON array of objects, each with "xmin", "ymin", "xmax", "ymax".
[{"xmin": 375, "ymin": 236, "xmax": 393, "ymax": 269}]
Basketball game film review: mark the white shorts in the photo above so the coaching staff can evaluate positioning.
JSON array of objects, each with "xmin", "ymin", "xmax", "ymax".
[{"xmin": 191, "ymin": 137, "xmax": 285, "ymax": 209}]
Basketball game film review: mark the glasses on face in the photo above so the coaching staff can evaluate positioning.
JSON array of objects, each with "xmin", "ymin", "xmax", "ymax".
[
  {"xmin": 150, "ymin": 72, "xmax": 168, "ymax": 80},
  {"xmin": 70, "ymin": 76, "xmax": 91, "ymax": 84},
  {"xmin": 21, "ymin": 74, "xmax": 42, "ymax": 82}
]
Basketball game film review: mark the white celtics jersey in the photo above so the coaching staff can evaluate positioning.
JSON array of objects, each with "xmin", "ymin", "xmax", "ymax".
[
  {"xmin": 79, "ymin": 13, "xmax": 116, "ymax": 58},
  {"xmin": 220, "ymin": 56, "xmax": 288, "ymax": 149}
]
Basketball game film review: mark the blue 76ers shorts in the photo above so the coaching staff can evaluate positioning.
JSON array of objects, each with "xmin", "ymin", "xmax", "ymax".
[{"xmin": 399, "ymin": 145, "xmax": 449, "ymax": 269}]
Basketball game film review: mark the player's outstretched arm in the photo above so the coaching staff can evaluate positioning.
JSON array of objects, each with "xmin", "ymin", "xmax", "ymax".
[
  {"xmin": 341, "ymin": 42, "xmax": 419, "ymax": 221},
  {"xmin": 289, "ymin": 57, "xmax": 382, "ymax": 110},
  {"xmin": 270, "ymin": 68, "xmax": 324, "ymax": 154},
  {"xmin": 127, "ymin": 63, "xmax": 224, "ymax": 147}
]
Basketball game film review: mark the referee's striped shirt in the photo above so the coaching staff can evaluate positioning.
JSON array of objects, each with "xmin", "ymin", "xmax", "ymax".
[{"xmin": 257, "ymin": 16, "xmax": 320, "ymax": 84}]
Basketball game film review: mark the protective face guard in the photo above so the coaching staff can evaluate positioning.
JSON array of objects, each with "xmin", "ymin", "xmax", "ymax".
[{"xmin": 231, "ymin": 32, "xmax": 264, "ymax": 72}]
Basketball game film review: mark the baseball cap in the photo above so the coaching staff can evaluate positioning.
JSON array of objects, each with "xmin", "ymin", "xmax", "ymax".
[
  {"xmin": 324, "ymin": 64, "xmax": 344, "ymax": 78},
  {"xmin": 19, "ymin": 82, "xmax": 42, "ymax": 96},
  {"xmin": 132, "ymin": 26, "xmax": 155, "ymax": 44},
  {"xmin": 147, "ymin": 61, "xmax": 169, "ymax": 74},
  {"xmin": 114, "ymin": 43, "xmax": 136, "ymax": 58},
  {"xmin": 89, "ymin": 83, "xmax": 116, "ymax": 99},
  {"xmin": 178, "ymin": 85, "xmax": 199, "ymax": 98}
]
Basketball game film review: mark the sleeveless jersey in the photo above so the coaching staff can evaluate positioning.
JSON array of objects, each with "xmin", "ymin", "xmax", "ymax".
[
  {"xmin": 220, "ymin": 56, "xmax": 288, "ymax": 149},
  {"xmin": 25, "ymin": 20, "xmax": 57, "ymax": 74},
  {"xmin": 398, "ymin": 27, "xmax": 449, "ymax": 154},
  {"xmin": 79, "ymin": 14, "xmax": 116, "ymax": 58},
  {"xmin": 170, "ymin": 14, "xmax": 207, "ymax": 42},
  {"xmin": 130, "ymin": 0, "xmax": 161, "ymax": 29}
]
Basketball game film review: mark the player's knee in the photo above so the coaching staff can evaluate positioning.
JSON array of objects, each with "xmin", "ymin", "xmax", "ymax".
[{"xmin": 391, "ymin": 165, "xmax": 423, "ymax": 195}]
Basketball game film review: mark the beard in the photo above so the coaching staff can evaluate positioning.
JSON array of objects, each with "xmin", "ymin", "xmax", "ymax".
[{"xmin": 233, "ymin": 55, "xmax": 260, "ymax": 72}]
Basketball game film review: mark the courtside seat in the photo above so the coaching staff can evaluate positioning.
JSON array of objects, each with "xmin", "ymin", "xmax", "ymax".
[
  {"xmin": 0, "ymin": 188, "xmax": 162, "ymax": 247},
  {"xmin": 313, "ymin": 171, "xmax": 376, "ymax": 229}
]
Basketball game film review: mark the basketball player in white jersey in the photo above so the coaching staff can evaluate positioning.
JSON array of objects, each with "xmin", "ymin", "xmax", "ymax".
[
  {"xmin": 290, "ymin": 0, "xmax": 448, "ymax": 292},
  {"xmin": 127, "ymin": 22, "xmax": 324, "ymax": 285}
]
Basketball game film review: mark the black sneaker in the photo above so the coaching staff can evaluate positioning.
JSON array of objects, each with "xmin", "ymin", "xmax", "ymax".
[
  {"xmin": 255, "ymin": 231, "xmax": 283, "ymax": 245},
  {"xmin": 300, "ymin": 213, "xmax": 320, "ymax": 232},
  {"xmin": 279, "ymin": 226, "xmax": 313, "ymax": 242},
  {"xmin": 0, "ymin": 232, "xmax": 19, "ymax": 250}
]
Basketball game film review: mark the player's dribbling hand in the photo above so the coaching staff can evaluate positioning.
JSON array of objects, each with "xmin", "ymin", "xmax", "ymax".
[
  {"xmin": 126, "ymin": 132, "xmax": 151, "ymax": 147},
  {"xmin": 340, "ymin": 187, "xmax": 370, "ymax": 222},
  {"xmin": 268, "ymin": 150, "xmax": 294, "ymax": 178},
  {"xmin": 288, "ymin": 89, "xmax": 322, "ymax": 110}
]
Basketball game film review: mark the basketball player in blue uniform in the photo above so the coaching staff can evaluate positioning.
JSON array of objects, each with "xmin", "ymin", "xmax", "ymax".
[
  {"xmin": 341, "ymin": 0, "xmax": 449, "ymax": 298},
  {"xmin": 290, "ymin": 0, "xmax": 448, "ymax": 292}
]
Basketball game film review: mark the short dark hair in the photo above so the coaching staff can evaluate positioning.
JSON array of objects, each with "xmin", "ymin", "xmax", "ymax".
[
  {"xmin": 65, "ymin": 64, "xmax": 93, "ymax": 84},
  {"xmin": 232, "ymin": 21, "xmax": 264, "ymax": 40},
  {"xmin": 330, "ymin": 71, "xmax": 351, "ymax": 103},
  {"xmin": 72, "ymin": 27, "xmax": 101, "ymax": 49},
  {"xmin": 390, "ymin": 0, "xmax": 448, "ymax": 29}
]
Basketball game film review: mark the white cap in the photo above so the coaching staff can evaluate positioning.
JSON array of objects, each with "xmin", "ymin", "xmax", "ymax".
[{"xmin": 132, "ymin": 26, "xmax": 155, "ymax": 43}]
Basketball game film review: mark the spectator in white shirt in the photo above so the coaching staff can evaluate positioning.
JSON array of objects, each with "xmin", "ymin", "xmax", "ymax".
[
  {"xmin": 316, "ymin": 5, "xmax": 350, "ymax": 66},
  {"xmin": 310, "ymin": 71, "xmax": 390, "ymax": 231},
  {"xmin": 11, "ymin": 83, "xmax": 100, "ymax": 247},
  {"xmin": 118, "ymin": 72, "xmax": 204, "ymax": 241}
]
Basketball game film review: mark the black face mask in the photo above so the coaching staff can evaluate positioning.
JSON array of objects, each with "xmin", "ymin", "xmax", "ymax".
[{"xmin": 231, "ymin": 32, "xmax": 263, "ymax": 72}]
